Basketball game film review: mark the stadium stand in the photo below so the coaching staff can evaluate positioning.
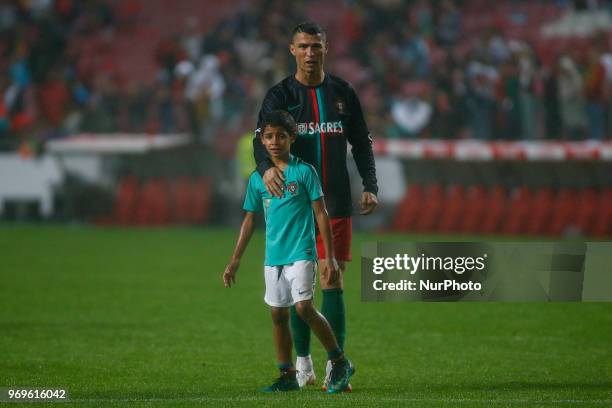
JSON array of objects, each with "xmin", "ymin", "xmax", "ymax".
[{"xmin": 0, "ymin": 0, "xmax": 610, "ymax": 236}]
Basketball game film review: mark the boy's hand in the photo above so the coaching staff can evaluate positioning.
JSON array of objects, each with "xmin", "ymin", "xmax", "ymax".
[
  {"xmin": 223, "ymin": 260, "xmax": 240, "ymax": 287},
  {"xmin": 325, "ymin": 258, "xmax": 340, "ymax": 285}
]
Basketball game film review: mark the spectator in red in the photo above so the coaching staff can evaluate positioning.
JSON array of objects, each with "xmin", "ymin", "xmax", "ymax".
[{"xmin": 38, "ymin": 68, "xmax": 70, "ymax": 128}]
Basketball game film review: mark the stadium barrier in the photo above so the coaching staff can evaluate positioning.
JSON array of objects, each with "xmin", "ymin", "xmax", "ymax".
[{"xmin": 378, "ymin": 141, "xmax": 612, "ymax": 237}]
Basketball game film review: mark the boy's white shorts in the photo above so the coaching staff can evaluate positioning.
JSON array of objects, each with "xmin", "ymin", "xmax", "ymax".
[{"xmin": 264, "ymin": 260, "xmax": 317, "ymax": 307}]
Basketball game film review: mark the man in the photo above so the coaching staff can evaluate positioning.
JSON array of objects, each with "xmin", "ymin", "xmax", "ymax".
[
  {"xmin": 253, "ymin": 22, "xmax": 378, "ymax": 389},
  {"xmin": 224, "ymin": 110, "xmax": 354, "ymax": 393}
]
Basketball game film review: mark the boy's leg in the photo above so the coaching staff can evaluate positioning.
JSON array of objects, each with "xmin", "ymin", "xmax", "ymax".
[
  {"xmin": 263, "ymin": 306, "xmax": 299, "ymax": 392},
  {"xmin": 262, "ymin": 266, "xmax": 299, "ymax": 392},
  {"xmin": 270, "ymin": 307, "xmax": 293, "ymax": 366}
]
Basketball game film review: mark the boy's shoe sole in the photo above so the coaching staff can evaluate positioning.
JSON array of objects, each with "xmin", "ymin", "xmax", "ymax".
[
  {"xmin": 262, "ymin": 376, "xmax": 300, "ymax": 393},
  {"xmin": 262, "ymin": 384, "xmax": 300, "ymax": 393}
]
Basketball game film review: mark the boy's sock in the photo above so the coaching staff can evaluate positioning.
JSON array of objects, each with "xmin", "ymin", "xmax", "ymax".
[
  {"xmin": 278, "ymin": 362, "xmax": 295, "ymax": 374},
  {"xmin": 321, "ymin": 288, "xmax": 345, "ymax": 350},
  {"xmin": 290, "ymin": 305, "xmax": 311, "ymax": 357}
]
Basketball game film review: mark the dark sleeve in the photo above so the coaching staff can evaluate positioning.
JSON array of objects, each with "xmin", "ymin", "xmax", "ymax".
[
  {"xmin": 345, "ymin": 85, "xmax": 378, "ymax": 195},
  {"xmin": 254, "ymin": 87, "xmax": 285, "ymax": 176}
]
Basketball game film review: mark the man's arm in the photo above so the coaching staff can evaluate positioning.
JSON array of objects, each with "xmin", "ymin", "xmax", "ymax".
[
  {"xmin": 345, "ymin": 85, "xmax": 379, "ymax": 214},
  {"xmin": 312, "ymin": 199, "xmax": 339, "ymax": 284},
  {"xmin": 223, "ymin": 211, "xmax": 255, "ymax": 288},
  {"xmin": 254, "ymin": 87, "xmax": 286, "ymax": 197}
]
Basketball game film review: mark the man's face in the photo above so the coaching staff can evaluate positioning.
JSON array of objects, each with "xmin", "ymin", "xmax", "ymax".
[
  {"xmin": 261, "ymin": 125, "xmax": 295, "ymax": 158},
  {"xmin": 290, "ymin": 32, "xmax": 327, "ymax": 74}
]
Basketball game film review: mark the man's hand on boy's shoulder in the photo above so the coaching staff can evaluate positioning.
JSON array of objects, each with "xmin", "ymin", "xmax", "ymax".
[
  {"xmin": 263, "ymin": 167, "xmax": 285, "ymax": 198},
  {"xmin": 223, "ymin": 260, "xmax": 240, "ymax": 288},
  {"xmin": 325, "ymin": 257, "xmax": 340, "ymax": 285}
]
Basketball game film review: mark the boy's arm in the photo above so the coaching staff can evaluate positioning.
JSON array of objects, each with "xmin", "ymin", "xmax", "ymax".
[
  {"xmin": 312, "ymin": 199, "xmax": 340, "ymax": 285},
  {"xmin": 223, "ymin": 211, "xmax": 255, "ymax": 288}
]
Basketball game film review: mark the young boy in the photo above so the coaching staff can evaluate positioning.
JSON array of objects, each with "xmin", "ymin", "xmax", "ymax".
[{"xmin": 223, "ymin": 110, "xmax": 355, "ymax": 393}]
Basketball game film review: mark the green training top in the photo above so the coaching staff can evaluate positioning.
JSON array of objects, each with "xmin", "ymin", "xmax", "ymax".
[{"xmin": 243, "ymin": 155, "xmax": 323, "ymax": 266}]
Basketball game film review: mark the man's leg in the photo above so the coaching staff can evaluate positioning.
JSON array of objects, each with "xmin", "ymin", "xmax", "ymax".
[
  {"xmin": 318, "ymin": 217, "xmax": 351, "ymax": 351},
  {"xmin": 294, "ymin": 299, "xmax": 355, "ymax": 393},
  {"xmin": 290, "ymin": 306, "xmax": 315, "ymax": 386},
  {"xmin": 317, "ymin": 217, "xmax": 352, "ymax": 390},
  {"xmin": 319, "ymin": 260, "xmax": 346, "ymax": 350}
]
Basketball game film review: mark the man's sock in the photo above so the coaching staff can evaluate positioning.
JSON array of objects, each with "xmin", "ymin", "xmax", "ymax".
[
  {"xmin": 296, "ymin": 355, "xmax": 313, "ymax": 370},
  {"xmin": 327, "ymin": 347, "xmax": 344, "ymax": 362},
  {"xmin": 321, "ymin": 288, "xmax": 346, "ymax": 350},
  {"xmin": 290, "ymin": 305, "xmax": 311, "ymax": 357}
]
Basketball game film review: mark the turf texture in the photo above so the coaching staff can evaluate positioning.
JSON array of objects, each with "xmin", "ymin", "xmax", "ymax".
[{"xmin": 1, "ymin": 225, "xmax": 611, "ymax": 407}]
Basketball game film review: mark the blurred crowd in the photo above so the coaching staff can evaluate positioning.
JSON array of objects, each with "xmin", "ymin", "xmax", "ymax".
[{"xmin": 2, "ymin": 0, "xmax": 612, "ymax": 155}]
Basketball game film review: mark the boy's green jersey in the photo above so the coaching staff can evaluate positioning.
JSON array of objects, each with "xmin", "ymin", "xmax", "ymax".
[{"xmin": 244, "ymin": 155, "xmax": 323, "ymax": 266}]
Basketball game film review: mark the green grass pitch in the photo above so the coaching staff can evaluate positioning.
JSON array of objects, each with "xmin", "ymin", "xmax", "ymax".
[{"xmin": 1, "ymin": 225, "xmax": 611, "ymax": 407}]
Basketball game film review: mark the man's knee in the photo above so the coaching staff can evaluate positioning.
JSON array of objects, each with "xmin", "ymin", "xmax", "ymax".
[
  {"xmin": 270, "ymin": 307, "xmax": 289, "ymax": 325},
  {"xmin": 319, "ymin": 260, "xmax": 346, "ymax": 288}
]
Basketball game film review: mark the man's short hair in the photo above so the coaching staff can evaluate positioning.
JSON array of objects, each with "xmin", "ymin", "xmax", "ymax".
[
  {"xmin": 291, "ymin": 21, "xmax": 326, "ymax": 42},
  {"xmin": 261, "ymin": 110, "xmax": 297, "ymax": 136}
]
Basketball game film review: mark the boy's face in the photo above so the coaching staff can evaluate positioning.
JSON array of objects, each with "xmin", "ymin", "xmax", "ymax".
[{"xmin": 261, "ymin": 125, "xmax": 295, "ymax": 158}]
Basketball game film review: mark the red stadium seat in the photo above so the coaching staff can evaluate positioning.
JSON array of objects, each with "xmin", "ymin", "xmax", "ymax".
[
  {"xmin": 591, "ymin": 188, "xmax": 612, "ymax": 237},
  {"xmin": 415, "ymin": 184, "xmax": 444, "ymax": 233},
  {"xmin": 190, "ymin": 177, "xmax": 212, "ymax": 224},
  {"xmin": 526, "ymin": 187, "xmax": 554, "ymax": 235},
  {"xmin": 438, "ymin": 185, "xmax": 466, "ymax": 233},
  {"xmin": 392, "ymin": 184, "xmax": 423, "ymax": 231},
  {"xmin": 574, "ymin": 189, "xmax": 598, "ymax": 235},
  {"xmin": 460, "ymin": 185, "xmax": 488, "ymax": 233},
  {"xmin": 480, "ymin": 185, "xmax": 507, "ymax": 234},
  {"xmin": 114, "ymin": 177, "xmax": 139, "ymax": 225},
  {"xmin": 169, "ymin": 177, "xmax": 193, "ymax": 224},
  {"xmin": 135, "ymin": 179, "xmax": 171, "ymax": 225},
  {"xmin": 548, "ymin": 188, "xmax": 578, "ymax": 236},
  {"xmin": 502, "ymin": 186, "xmax": 533, "ymax": 235}
]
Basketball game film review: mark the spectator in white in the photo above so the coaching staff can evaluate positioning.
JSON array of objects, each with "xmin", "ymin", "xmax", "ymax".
[
  {"xmin": 234, "ymin": 32, "xmax": 272, "ymax": 75},
  {"xmin": 466, "ymin": 55, "xmax": 498, "ymax": 139},
  {"xmin": 487, "ymin": 30, "xmax": 511, "ymax": 66},
  {"xmin": 517, "ymin": 45, "xmax": 539, "ymax": 139},
  {"xmin": 181, "ymin": 17, "xmax": 204, "ymax": 63},
  {"xmin": 181, "ymin": 55, "xmax": 226, "ymax": 141},
  {"xmin": 391, "ymin": 81, "xmax": 432, "ymax": 137},
  {"xmin": 557, "ymin": 55, "xmax": 586, "ymax": 139}
]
